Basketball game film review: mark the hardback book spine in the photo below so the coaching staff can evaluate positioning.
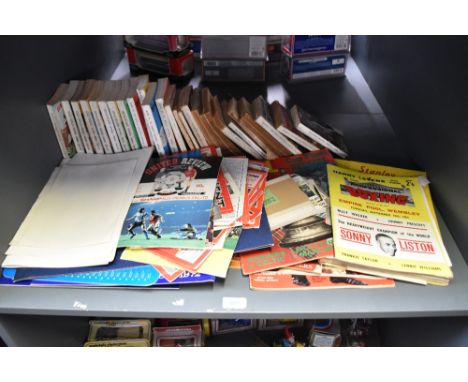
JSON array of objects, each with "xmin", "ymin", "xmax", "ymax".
[
  {"xmin": 142, "ymin": 103, "xmax": 166, "ymax": 156},
  {"xmin": 116, "ymin": 99, "xmax": 139, "ymax": 150},
  {"xmin": 126, "ymin": 95, "xmax": 149, "ymax": 148},
  {"xmin": 89, "ymin": 100, "xmax": 114, "ymax": 153},
  {"xmin": 79, "ymin": 100, "xmax": 104, "ymax": 154},
  {"xmin": 61, "ymin": 101, "xmax": 85, "ymax": 153},
  {"xmin": 107, "ymin": 101, "xmax": 131, "ymax": 151},
  {"xmin": 46, "ymin": 104, "xmax": 73, "ymax": 158},
  {"xmin": 98, "ymin": 100, "xmax": 123, "ymax": 153},
  {"xmin": 70, "ymin": 101, "xmax": 94, "ymax": 153},
  {"xmin": 155, "ymin": 99, "xmax": 178, "ymax": 153}
]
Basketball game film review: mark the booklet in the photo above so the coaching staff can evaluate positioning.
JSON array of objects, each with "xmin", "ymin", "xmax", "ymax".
[
  {"xmin": 327, "ymin": 163, "xmax": 453, "ymax": 282},
  {"xmin": 119, "ymin": 156, "xmax": 222, "ymax": 249}
]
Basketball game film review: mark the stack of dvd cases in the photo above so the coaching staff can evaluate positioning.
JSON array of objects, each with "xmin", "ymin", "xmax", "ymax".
[
  {"xmin": 201, "ymin": 36, "xmax": 267, "ymax": 82},
  {"xmin": 125, "ymin": 36, "xmax": 194, "ymax": 80},
  {"xmin": 281, "ymin": 36, "xmax": 351, "ymax": 82}
]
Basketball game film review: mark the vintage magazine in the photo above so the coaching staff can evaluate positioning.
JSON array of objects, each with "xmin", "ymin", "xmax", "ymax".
[
  {"xmin": 327, "ymin": 164, "xmax": 453, "ymax": 281},
  {"xmin": 335, "ymin": 159, "xmax": 439, "ymax": 232},
  {"xmin": 240, "ymin": 235, "xmax": 334, "ymax": 275},
  {"xmin": 269, "ymin": 149, "xmax": 336, "ymax": 222},
  {"xmin": 119, "ymin": 156, "xmax": 222, "ymax": 249},
  {"xmin": 250, "ymin": 272, "xmax": 395, "ymax": 290}
]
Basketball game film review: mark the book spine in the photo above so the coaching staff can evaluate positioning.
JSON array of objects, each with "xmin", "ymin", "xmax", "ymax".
[
  {"xmin": 124, "ymin": 100, "xmax": 142, "ymax": 149},
  {"xmin": 142, "ymin": 104, "xmax": 165, "ymax": 156},
  {"xmin": 46, "ymin": 104, "xmax": 71, "ymax": 158},
  {"xmin": 151, "ymin": 101, "xmax": 170, "ymax": 155},
  {"xmin": 222, "ymin": 127, "xmax": 262, "ymax": 159},
  {"xmin": 98, "ymin": 101, "xmax": 123, "ymax": 153},
  {"xmin": 107, "ymin": 101, "xmax": 131, "ymax": 151},
  {"xmin": 116, "ymin": 100, "xmax": 138, "ymax": 150},
  {"xmin": 127, "ymin": 96, "xmax": 149, "ymax": 148},
  {"xmin": 70, "ymin": 101, "xmax": 94, "ymax": 153},
  {"xmin": 297, "ymin": 123, "xmax": 347, "ymax": 158},
  {"xmin": 227, "ymin": 121, "xmax": 266, "ymax": 159},
  {"xmin": 156, "ymin": 99, "xmax": 178, "ymax": 153},
  {"xmin": 80, "ymin": 100, "xmax": 104, "ymax": 154},
  {"xmin": 277, "ymin": 126, "xmax": 319, "ymax": 152},
  {"xmin": 134, "ymin": 94, "xmax": 153, "ymax": 147},
  {"xmin": 61, "ymin": 101, "xmax": 85, "ymax": 153},
  {"xmin": 182, "ymin": 106, "xmax": 207, "ymax": 147},
  {"xmin": 166, "ymin": 105, "xmax": 187, "ymax": 152},
  {"xmin": 178, "ymin": 111, "xmax": 199, "ymax": 149},
  {"xmin": 89, "ymin": 101, "xmax": 113, "ymax": 154},
  {"xmin": 257, "ymin": 117, "xmax": 301, "ymax": 155}
]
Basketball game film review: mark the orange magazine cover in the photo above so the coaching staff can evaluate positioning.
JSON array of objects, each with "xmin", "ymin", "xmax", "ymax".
[
  {"xmin": 249, "ymin": 272, "xmax": 395, "ymax": 290},
  {"xmin": 240, "ymin": 232, "xmax": 333, "ymax": 275}
]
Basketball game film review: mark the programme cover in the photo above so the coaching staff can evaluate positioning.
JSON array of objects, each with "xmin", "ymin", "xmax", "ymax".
[
  {"xmin": 119, "ymin": 156, "xmax": 222, "ymax": 249},
  {"xmin": 327, "ymin": 164, "xmax": 452, "ymax": 279}
]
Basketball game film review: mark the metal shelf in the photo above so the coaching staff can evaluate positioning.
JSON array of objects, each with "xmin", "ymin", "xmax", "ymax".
[{"xmin": 1, "ymin": 57, "xmax": 467, "ymax": 347}]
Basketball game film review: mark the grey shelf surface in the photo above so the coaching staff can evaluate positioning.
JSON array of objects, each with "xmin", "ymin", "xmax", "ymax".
[
  {"xmin": 1, "ymin": 57, "xmax": 467, "ymax": 320},
  {"xmin": 0, "ymin": 209, "xmax": 467, "ymax": 319}
]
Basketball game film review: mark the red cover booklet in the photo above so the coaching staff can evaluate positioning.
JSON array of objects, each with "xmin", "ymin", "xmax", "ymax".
[{"xmin": 240, "ymin": 233, "xmax": 334, "ymax": 275}]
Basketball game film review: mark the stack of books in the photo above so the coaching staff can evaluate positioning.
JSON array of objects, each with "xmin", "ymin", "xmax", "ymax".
[
  {"xmin": 46, "ymin": 75, "xmax": 349, "ymax": 161},
  {"xmin": 281, "ymin": 35, "xmax": 351, "ymax": 82}
]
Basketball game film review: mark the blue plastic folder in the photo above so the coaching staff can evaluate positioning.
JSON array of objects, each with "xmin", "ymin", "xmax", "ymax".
[
  {"xmin": 12, "ymin": 249, "xmax": 141, "ymax": 282},
  {"xmin": 31, "ymin": 265, "xmax": 160, "ymax": 287}
]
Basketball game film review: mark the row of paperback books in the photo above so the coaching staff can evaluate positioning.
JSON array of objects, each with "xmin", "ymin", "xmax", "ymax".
[
  {"xmin": 83, "ymin": 318, "xmax": 378, "ymax": 347},
  {"xmin": 46, "ymin": 75, "xmax": 349, "ymax": 160}
]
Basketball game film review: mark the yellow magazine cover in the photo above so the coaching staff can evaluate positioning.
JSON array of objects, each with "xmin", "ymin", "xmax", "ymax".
[
  {"xmin": 327, "ymin": 164, "xmax": 452, "ymax": 280},
  {"xmin": 335, "ymin": 159, "xmax": 439, "ymax": 231}
]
